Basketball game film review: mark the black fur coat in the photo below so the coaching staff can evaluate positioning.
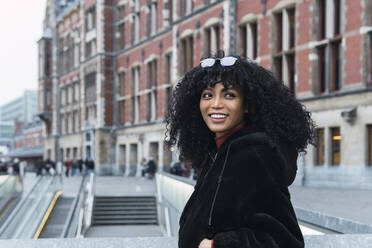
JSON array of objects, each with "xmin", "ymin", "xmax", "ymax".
[{"xmin": 178, "ymin": 126, "xmax": 304, "ymax": 248}]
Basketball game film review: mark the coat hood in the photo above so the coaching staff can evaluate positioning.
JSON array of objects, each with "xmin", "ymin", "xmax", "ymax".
[{"xmin": 218, "ymin": 125, "xmax": 299, "ymax": 186}]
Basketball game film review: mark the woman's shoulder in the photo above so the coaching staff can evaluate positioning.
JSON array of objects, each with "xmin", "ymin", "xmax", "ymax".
[{"xmin": 228, "ymin": 131, "xmax": 298, "ymax": 186}]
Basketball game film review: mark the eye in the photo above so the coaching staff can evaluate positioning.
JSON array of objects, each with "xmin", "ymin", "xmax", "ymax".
[
  {"xmin": 225, "ymin": 92, "xmax": 236, "ymax": 98},
  {"xmin": 201, "ymin": 92, "xmax": 212, "ymax": 99}
]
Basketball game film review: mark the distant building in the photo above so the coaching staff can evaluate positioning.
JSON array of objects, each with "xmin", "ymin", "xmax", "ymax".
[
  {"xmin": 0, "ymin": 121, "xmax": 13, "ymax": 151},
  {"xmin": 0, "ymin": 90, "xmax": 38, "ymax": 150},
  {"xmin": 0, "ymin": 90, "xmax": 38, "ymax": 123},
  {"xmin": 5, "ymin": 119, "xmax": 44, "ymax": 170},
  {"xmin": 38, "ymin": 0, "xmax": 372, "ymax": 188}
]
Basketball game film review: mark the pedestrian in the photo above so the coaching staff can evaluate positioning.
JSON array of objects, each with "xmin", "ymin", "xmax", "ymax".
[
  {"xmin": 85, "ymin": 157, "xmax": 95, "ymax": 176},
  {"xmin": 45, "ymin": 158, "xmax": 55, "ymax": 175},
  {"xmin": 64, "ymin": 159, "xmax": 71, "ymax": 177},
  {"xmin": 145, "ymin": 158, "xmax": 156, "ymax": 179},
  {"xmin": 12, "ymin": 158, "xmax": 20, "ymax": 175},
  {"xmin": 78, "ymin": 158, "xmax": 83, "ymax": 175},
  {"xmin": 167, "ymin": 51, "xmax": 315, "ymax": 248},
  {"xmin": 71, "ymin": 158, "xmax": 79, "ymax": 176},
  {"xmin": 170, "ymin": 160, "xmax": 184, "ymax": 176},
  {"xmin": 35, "ymin": 158, "xmax": 44, "ymax": 176},
  {"xmin": 140, "ymin": 158, "xmax": 147, "ymax": 178}
]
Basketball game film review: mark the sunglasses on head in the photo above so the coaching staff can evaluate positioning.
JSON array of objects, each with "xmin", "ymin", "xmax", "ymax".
[{"xmin": 200, "ymin": 56, "xmax": 238, "ymax": 68}]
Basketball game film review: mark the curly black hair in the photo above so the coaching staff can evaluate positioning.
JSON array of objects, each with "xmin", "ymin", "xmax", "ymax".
[{"xmin": 166, "ymin": 54, "xmax": 315, "ymax": 169}]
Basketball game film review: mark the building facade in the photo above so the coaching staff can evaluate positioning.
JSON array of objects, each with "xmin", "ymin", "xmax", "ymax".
[{"xmin": 39, "ymin": 0, "xmax": 372, "ymax": 186}]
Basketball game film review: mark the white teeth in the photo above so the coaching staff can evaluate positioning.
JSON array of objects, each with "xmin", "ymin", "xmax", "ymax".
[{"xmin": 210, "ymin": 114, "xmax": 227, "ymax": 119}]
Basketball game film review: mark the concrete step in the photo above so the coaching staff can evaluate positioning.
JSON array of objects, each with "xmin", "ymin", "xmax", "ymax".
[
  {"xmin": 92, "ymin": 219, "xmax": 158, "ymax": 225},
  {"xmin": 93, "ymin": 206, "xmax": 156, "ymax": 211},
  {"xmin": 92, "ymin": 196, "xmax": 158, "ymax": 226},
  {"xmin": 93, "ymin": 210, "xmax": 157, "ymax": 215},
  {"xmin": 93, "ymin": 215, "xmax": 157, "ymax": 220},
  {"xmin": 95, "ymin": 197, "xmax": 156, "ymax": 201},
  {"xmin": 94, "ymin": 202, "xmax": 156, "ymax": 207}
]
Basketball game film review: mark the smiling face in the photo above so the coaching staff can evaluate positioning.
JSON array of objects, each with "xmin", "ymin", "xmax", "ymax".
[{"xmin": 200, "ymin": 82, "xmax": 246, "ymax": 138}]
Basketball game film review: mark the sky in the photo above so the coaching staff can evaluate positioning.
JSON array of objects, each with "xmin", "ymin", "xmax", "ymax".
[{"xmin": 0, "ymin": 0, "xmax": 46, "ymax": 107}]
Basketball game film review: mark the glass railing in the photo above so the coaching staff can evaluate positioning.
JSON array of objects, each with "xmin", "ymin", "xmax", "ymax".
[
  {"xmin": 0, "ymin": 175, "xmax": 22, "ymax": 222},
  {"xmin": 0, "ymin": 176, "xmax": 61, "ymax": 239},
  {"xmin": 156, "ymin": 172, "xmax": 195, "ymax": 214}
]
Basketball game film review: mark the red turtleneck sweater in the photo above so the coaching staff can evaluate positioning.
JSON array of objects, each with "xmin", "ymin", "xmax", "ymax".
[{"xmin": 215, "ymin": 123, "xmax": 244, "ymax": 149}]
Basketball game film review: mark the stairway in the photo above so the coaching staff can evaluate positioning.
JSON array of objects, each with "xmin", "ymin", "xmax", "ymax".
[{"xmin": 92, "ymin": 196, "xmax": 158, "ymax": 225}]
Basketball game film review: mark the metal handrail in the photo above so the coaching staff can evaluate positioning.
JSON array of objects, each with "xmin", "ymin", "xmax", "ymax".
[{"xmin": 60, "ymin": 175, "xmax": 87, "ymax": 238}]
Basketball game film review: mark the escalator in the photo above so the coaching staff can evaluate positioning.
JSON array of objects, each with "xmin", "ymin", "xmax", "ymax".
[
  {"xmin": 0, "ymin": 173, "xmax": 90, "ymax": 239},
  {"xmin": 39, "ymin": 196, "xmax": 74, "ymax": 238}
]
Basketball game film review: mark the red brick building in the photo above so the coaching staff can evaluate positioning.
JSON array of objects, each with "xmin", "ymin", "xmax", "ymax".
[
  {"xmin": 6, "ymin": 119, "xmax": 44, "ymax": 169},
  {"xmin": 39, "ymin": 0, "xmax": 372, "ymax": 186}
]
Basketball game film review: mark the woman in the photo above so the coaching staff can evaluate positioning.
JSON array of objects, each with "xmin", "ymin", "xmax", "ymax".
[{"xmin": 166, "ymin": 52, "xmax": 315, "ymax": 248}]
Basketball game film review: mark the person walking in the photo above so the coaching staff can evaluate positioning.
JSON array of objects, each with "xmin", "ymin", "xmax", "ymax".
[
  {"xmin": 168, "ymin": 51, "xmax": 315, "ymax": 248},
  {"xmin": 64, "ymin": 159, "xmax": 71, "ymax": 177},
  {"xmin": 140, "ymin": 158, "xmax": 147, "ymax": 178},
  {"xmin": 146, "ymin": 158, "xmax": 156, "ymax": 179},
  {"xmin": 86, "ymin": 157, "xmax": 95, "ymax": 176}
]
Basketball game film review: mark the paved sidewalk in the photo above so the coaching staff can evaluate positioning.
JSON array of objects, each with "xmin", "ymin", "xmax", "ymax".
[{"xmin": 289, "ymin": 185, "xmax": 372, "ymax": 227}]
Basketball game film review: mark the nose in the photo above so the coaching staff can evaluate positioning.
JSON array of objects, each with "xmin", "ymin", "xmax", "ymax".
[{"xmin": 211, "ymin": 95, "xmax": 223, "ymax": 109}]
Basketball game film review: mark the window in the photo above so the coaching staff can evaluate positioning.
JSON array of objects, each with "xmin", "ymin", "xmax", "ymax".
[
  {"xmin": 65, "ymin": 113, "xmax": 70, "ymax": 134},
  {"xmin": 116, "ymin": 5, "xmax": 125, "ymax": 50},
  {"xmin": 163, "ymin": 0, "xmax": 173, "ymax": 27},
  {"xmin": 314, "ymin": 0, "xmax": 343, "ymax": 94},
  {"xmin": 46, "ymin": 89, "xmax": 51, "ymax": 106},
  {"xmin": 370, "ymin": 32, "xmax": 372, "ymax": 85},
  {"xmin": 118, "ymin": 100, "xmax": 126, "ymax": 125},
  {"xmin": 273, "ymin": 8, "xmax": 296, "ymax": 94},
  {"xmin": 117, "ymin": 23, "xmax": 125, "ymax": 50},
  {"xmin": 118, "ymin": 72, "xmax": 126, "ymax": 97},
  {"xmin": 68, "ymin": 85, "xmax": 73, "ymax": 104},
  {"xmin": 164, "ymin": 86, "xmax": 172, "ymax": 116},
  {"xmin": 317, "ymin": 45, "xmax": 327, "ymax": 94},
  {"xmin": 85, "ymin": 39, "xmax": 96, "ymax": 58},
  {"xmin": 179, "ymin": 0, "xmax": 193, "ymax": 17},
  {"xmin": 368, "ymin": 125, "xmax": 372, "ymax": 166},
  {"xmin": 73, "ymin": 37, "xmax": 80, "ymax": 68},
  {"xmin": 73, "ymin": 147, "xmax": 78, "ymax": 159},
  {"xmin": 164, "ymin": 53, "xmax": 173, "ymax": 116},
  {"xmin": 117, "ymin": 4, "xmax": 125, "ymax": 21},
  {"xmin": 61, "ymin": 114, "xmax": 65, "ymax": 134},
  {"xmin": 239, "ymin": 21, "xmax": 258, "ymax": 59},
  {"xmin": 131, "ymin": 67, "xmax": 140, "ymax": 123},
  {"xmin": 330, "ymin": 127, "xmax": 341, "ymax": 165},
  {"xmin": 86, "ymin": 6, "xmax": 96, "ymax": 31},
  {"xmin": 204, "ymin": 25, "xmax": 220, "ymax": 56},
  {"xmin": 131, "ymin": 1, "xmax": 140, "ymax": 44},
  {"xmin": 180, "ymin": 36, "xmax": 194, "ymax": 75},
  {"xmin": 85, "ymin": 73, "xmax": 97, "ymax": 104},
  {"xmin": 147, "ymin": 2, "xmax": 157, "ymax": 36},
  {"xmin": 73, "ymin": 111, "xmax": 80, "ymax": 132},
  {"xmin": 74, "ymin": 82, "xmax": 80, "ymax": 102},
  {"xmin": 146, "ymin": 60, "xmax": 157, "ymax": 121},
  {"xmin": 315, "ymin": 128, "xmax": 325, "ymax": 165},
  {"xmin": 164, "ymin": 53, "xmax": 173, "ymax": 84},
  {"xmin": 45, "ymin": 40, "xmax": 52, "ymax": 76}
]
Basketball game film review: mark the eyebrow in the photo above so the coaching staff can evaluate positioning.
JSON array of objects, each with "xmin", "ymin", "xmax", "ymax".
[{"xmin": 205, "ymin": 86, "xmax": 238, "ymax": 92}]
